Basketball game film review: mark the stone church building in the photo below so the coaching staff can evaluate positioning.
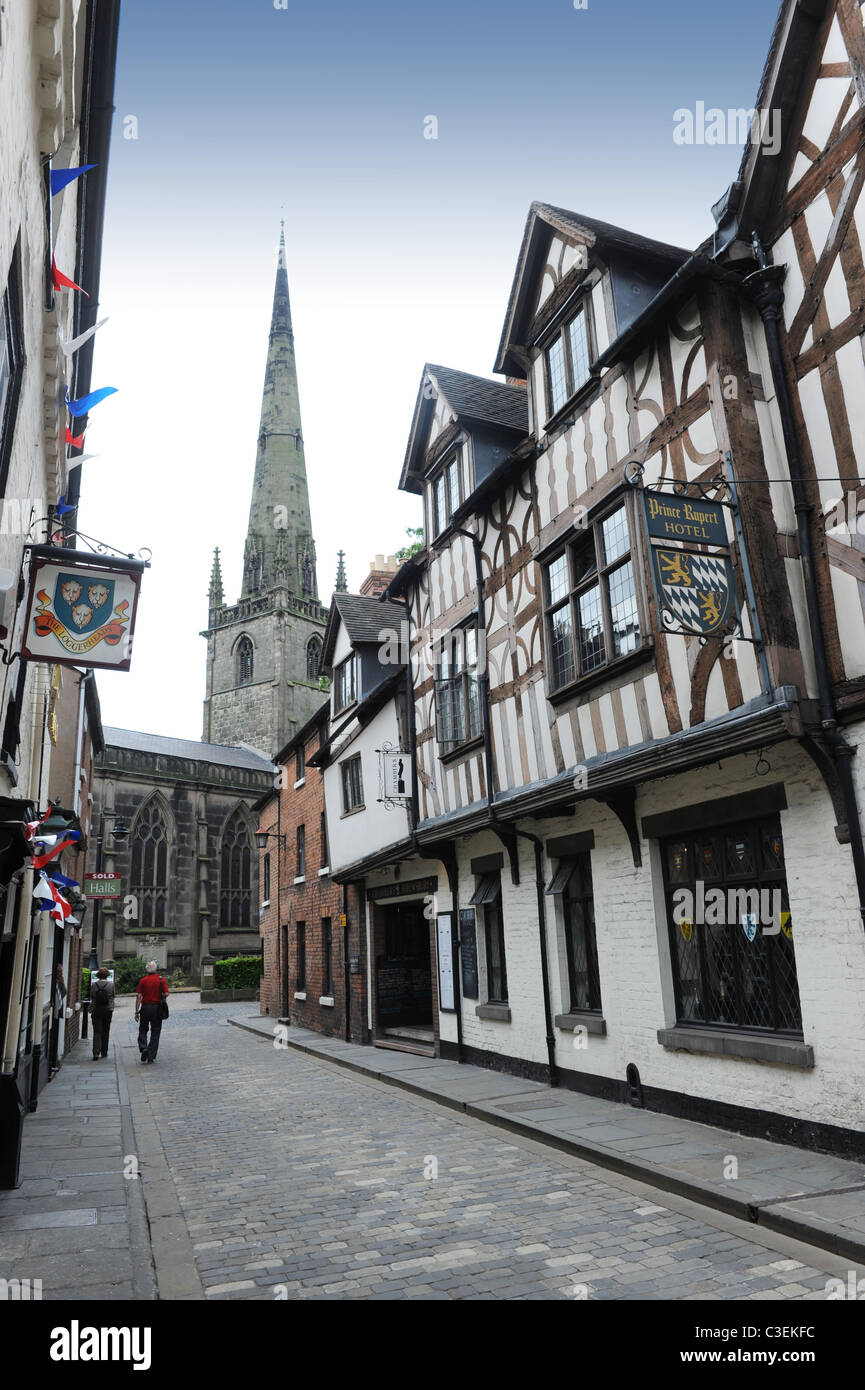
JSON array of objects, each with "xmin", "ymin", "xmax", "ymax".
[{"xmin": 89, "ymin": 233, "xmax": 328, "ymax": 978}]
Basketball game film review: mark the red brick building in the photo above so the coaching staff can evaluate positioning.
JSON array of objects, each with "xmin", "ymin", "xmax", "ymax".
[{"xmin": 257, "ymin": 705, "xmax": 368, "ymax": 1041}]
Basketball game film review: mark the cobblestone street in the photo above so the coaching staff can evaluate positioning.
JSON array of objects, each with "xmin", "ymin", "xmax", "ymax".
[{"xmin": 113, "ymin": 996, "xmax": 861, "ymax": 1302}]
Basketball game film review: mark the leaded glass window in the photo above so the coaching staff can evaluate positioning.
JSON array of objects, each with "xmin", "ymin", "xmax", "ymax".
[
  {"xmin": 220, "ymin": 811, "xmax": 253, "ymax": 929},
  {"xmin": 662, "ymin": 816, "xmax": 801, "ymax": 1035},
  {"xmin": 131, "ymin": 800, "xmax": 170, "ymax": 931},
  {"xmin": 542, "ymin": 502, "xmax": 641, "ymax": 693}
]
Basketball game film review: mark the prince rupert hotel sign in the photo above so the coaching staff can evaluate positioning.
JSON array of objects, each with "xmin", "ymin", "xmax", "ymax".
[{"xmin": 644, "ymin": 491, "xmax": 728, "ymax": 546}]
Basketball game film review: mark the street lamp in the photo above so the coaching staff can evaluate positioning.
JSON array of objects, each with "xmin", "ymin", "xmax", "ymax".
[{"xmin": 254, "ymin": 829, "xmax": 286, "ymax": 850}]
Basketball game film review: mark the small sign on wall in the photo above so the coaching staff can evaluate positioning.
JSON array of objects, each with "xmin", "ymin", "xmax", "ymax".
[
  {"xmin": 436, "ymin": 913, "xmax": 455, "ymax": 1012},
  {"xmin": 459, "ymin": 909, "xmax": 478, "ymax": 999},
  {"xmin": 377, "ymin": 744, "xmax": 413, "ymax": 804}
]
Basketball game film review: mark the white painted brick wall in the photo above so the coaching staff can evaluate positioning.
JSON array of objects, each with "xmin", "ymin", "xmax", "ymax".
[{"xmin": 435, "ymin": 736, "xmax": 865, "ymax": 1133}]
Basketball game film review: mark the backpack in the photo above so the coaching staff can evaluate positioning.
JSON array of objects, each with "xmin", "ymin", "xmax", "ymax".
[{"xmin": 91, "ymin": 982, "xmax": 111, "ymax": 1012}]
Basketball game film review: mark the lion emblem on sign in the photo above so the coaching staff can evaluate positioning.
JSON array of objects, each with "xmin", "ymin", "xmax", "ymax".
[{"xmin": 88, "ymin": 584, "xmax": 109, "ymax": 609}]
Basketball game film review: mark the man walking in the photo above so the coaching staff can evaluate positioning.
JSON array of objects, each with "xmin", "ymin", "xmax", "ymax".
[
  {"xmin": 90, "ymin": 967, "xmax": 115, "ymax": 1060},
  {"xmin": 134, "ymin": 961, "xmax": 169, "ymax": 1063}
]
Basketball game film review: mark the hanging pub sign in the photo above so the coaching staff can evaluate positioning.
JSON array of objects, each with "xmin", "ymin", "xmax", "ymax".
[
  {"xmin": 21, "ymin": 546, "xmax": 146, "ymax": 672},
  {"xmin": 637, "ymin": 485, "xmax": 741, "ymax": 641},
  {"xmin": 648, "ymin": 546, "xmax": 737, "ymax": 637},
  {"xmin": 377, "ymin": 743, "xmax": 413, "ymax": 804},
  {"xmin": 643, "ymin": 490, "xmax": 729, "ymax": 547}
]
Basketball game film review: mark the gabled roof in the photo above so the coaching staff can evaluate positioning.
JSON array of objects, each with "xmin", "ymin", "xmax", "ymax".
[
  {"xmin": 400, "ymin": 364, "xmax": 528, "ymax": 494},
  {"xmin": 102, "ymin": 727, "xmax": 275, "ymax": 771},
  {"xmin": 712, "ymin": 0, "xmax": 833, "ymax": 253},
  {"xmin": 495, "ymin": 201, "xmax": 689, "ymax": 377},
  {"xmin": 321, "ymin": 592, "xmax": 408, "ymax": 671}
]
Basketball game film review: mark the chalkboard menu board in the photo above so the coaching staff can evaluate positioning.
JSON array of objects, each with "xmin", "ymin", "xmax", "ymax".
[{"xmin": 459, "ymin": 909, "xmax": 478, "ymax": 999}]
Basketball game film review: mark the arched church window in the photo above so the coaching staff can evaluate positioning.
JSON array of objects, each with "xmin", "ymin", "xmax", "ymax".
[
  {"xmin": 307, "ymin": 636, "xmax": 322, "ymax": 682},
  {"xmin": 220, "ymin": 811, "xmax": 252, "ymax": 930},
  {"xmin": 131, "ymin": 799, "xmax": 170, "ymax": 931},
  {"xmin": 237, "ymin": 635, "xmax": 254, "ymax": 685}
]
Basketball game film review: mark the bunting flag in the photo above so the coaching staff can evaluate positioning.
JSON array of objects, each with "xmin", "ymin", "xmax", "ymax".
[
  {"xmin": 24, "ymin": 808, "xmax": 52, "ymax": 841},
  {"xmin": 65, "ymin": 453, "xmax": 98, "ymax": 472},
  {"xmin": 32, "ymin": 874, "xmax": 72, "ymax": 924},
  {"xmin": 66, "ymin": 387, "xmax": 117, "ymax": 418},
  {"xmin": 56, "ymin": 498, "xmax": 76, "ymax": 517},
  {"xmin": 59, "ymin": 318, "xmax": 109, "ymax": 357},
  {"xmin": 50, "ymin": 165, "xmax": 97, "ymax": 196},
  {"xmin": 51, "ymin": 257, "xmax": 89, "ymax": 297},
  {"xmin": 50, "ymin": 871, "xmax": 80, "ymax": 891},
  {"xmin": 65, "ymin": 428, "xmax": 85, "ymax": 448},
  {"xmin": 31, "ymin": 832, "xmax": 81, "ymax": 871}
]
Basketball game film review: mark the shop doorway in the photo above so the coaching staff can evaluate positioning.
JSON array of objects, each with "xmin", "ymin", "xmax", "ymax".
[{"xmin": 374, "ymin": 901, "xmax": 434, "ymax": 1050}]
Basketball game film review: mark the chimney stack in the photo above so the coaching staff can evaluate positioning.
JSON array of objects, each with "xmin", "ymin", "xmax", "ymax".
[{"xmin": 360, "ymin": 554, "xmax": 399, "ymax": 598}]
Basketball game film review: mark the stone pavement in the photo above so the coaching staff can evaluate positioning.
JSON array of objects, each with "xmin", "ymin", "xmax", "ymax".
[
  {"xmin": 229, "ymin": 1011, "xmax": 865, "ymax": 1265},
  {"xmin": 0, "ymin": 993, "xmax": 155, "ymax": 1301},
  {"xmin": 3, "ymin": 993, "xmax": 864, "ymax": 1302}
]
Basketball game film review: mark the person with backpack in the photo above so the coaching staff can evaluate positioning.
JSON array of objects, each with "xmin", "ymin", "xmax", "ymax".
[
  {"xmin": 90, "ymin": 967, "xmax": 115, "ymax": 1060},
  {"xmin": 134, "ymin": 961, "xmax": 169, "ymax": 1063}
]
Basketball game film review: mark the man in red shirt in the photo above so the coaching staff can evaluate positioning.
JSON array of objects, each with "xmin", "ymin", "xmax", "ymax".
[{"xmin": 134, "ymin": 961, "xmax": 169, "ymax": 1063}]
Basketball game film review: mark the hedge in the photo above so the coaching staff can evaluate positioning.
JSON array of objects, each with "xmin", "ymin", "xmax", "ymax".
[
  {"xmin": 110, "ymin": 955, "xmax": 149, "ymax": 995},
  {"xmin": 213, "ymin": 955, "xmax": 262, "ymax": 990}
]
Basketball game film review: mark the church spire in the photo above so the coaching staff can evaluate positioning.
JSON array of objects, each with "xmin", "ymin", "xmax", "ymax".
[
  {"xmin": 335, "ymin": 550, "xmax": 348, "ymax": 593},
  {"xmin": 242, "ymin": 229, "xmax": 318, "ymax": 602}
]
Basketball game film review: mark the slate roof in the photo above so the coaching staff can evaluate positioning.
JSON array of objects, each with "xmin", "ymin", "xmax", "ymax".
[
  {"xmin": 331, "ymin": 593, "xmax": 407, "ymax": 645},
  {"xmin": 102, "ymin": 727, "xmax": 275, "ymax": 770},
  {"xmin": 425, "ymin": 365, "xmax": 528, "ymax": 434}
]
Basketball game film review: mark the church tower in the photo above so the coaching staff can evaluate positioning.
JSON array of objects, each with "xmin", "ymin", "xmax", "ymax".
[{"xmin": 201, "ymin": 228, "xmax": 327, "ymax": 756}]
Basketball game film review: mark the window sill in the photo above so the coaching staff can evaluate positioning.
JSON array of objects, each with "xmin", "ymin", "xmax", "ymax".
[
  {"xmin": 543, "ymin": 376, "xmax": 600, "ymax": 435},
  {"xmin": 293, "ymin": 991, "xmax": 306, "ymax": 1001},
  {"xmin": 319, "ymin": 995, "xmax": 334, "ymax": 1007},
  {"xmin": 261, "ymin": 900, "xmax": 270, "ymax": 910},
  {"xmin": 439, "ymin": 734, "xmax": 483, "ymax": 765},
  {"xmin": 476, "ymin": 1003, "xmax": 511, "ymax": 1023},
  {"xmin": 318, "ymin": 867, "xmax": 330, "ymax": 877},
  {"xmin": 293, "ymin": 876, "xmax": 306, "ymax": 885},
  {"xmin": 340, "ymin": 804, "xmax": 365, "ymax": 819},
  {"xmin": 657, "ymin": 1026, "xmax": 814, "ymax": 1069},
  {"xmin": 294, "ymin": 778, "xmax": 305, "ymax": 790},
  {"xmin": 547, "ymin": 642, "xmax": 655, "ymax": 707},
  {"xmin": 555, "ymin": 1011, "xmax": 606, "ymax": 1037}
]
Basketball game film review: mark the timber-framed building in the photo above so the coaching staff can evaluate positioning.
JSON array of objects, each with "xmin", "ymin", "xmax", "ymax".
[{"xmin": 302, "ymin": 0, "xmax": 865, "ymax": 1157}]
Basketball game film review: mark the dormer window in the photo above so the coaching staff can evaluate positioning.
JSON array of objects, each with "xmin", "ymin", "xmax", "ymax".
[
  {"xmin": 431, "ymin": 449, "xmax": 461, "ymax": 538},
  {"xmin": 334, "ymin": 654, "xmax": 357, "ymax": 712},
  {"xmin": 544, "ymin": 302, "xmax": 593, "ymax": 419}
]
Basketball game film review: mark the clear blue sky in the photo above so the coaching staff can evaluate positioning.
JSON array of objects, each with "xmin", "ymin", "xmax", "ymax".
[{"xmin": 82, "ymin": 0, "xmax": 781, "ymax": 741}]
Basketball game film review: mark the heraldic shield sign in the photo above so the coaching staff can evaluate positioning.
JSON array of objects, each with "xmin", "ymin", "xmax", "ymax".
[
  {"xmin": 649, "ymin": 546, "xmax": 737, "ymax": 637},
  {"xmin": 21, "ymin": 548, "xmax": 144, "ymax": 672}
]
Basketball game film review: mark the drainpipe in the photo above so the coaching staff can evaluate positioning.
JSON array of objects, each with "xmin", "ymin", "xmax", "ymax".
[
  {"xmin": 746, "ymin": 234, "xmax": 865, "ymax": 931},
  {"xmin": 72, "ymin": 670, "xmax": 94, "ymax": 818},
  {"xmin": 512, "ymin": 829, "xmax": 558, "ymax": 1087},
  {"xmin": 451, "ymin": 527, "xmax": 558, "ymax": 1085},
  {"xmin": 390, "ymin": 579, "xmax": 465, "ymax": 1060},
  {"xmin": 343, "ymin": 881, "xmax": 351, "ymax": 1043}
]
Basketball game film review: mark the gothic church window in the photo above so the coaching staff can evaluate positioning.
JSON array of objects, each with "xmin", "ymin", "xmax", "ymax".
[
  {"xmin": 220, "ymin": 810, "xmax": 253, "ymax": 930},
  {"xmin": 131, "ymin": 799, "xmax": 170, "ymax": 931},
  {"xmin": 237, "ymin": 635, "xmax": 254, "ymax": 685},
  {"xmin": 306, "ymin": 636, "xmax": 322, "ymax": 682}
]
